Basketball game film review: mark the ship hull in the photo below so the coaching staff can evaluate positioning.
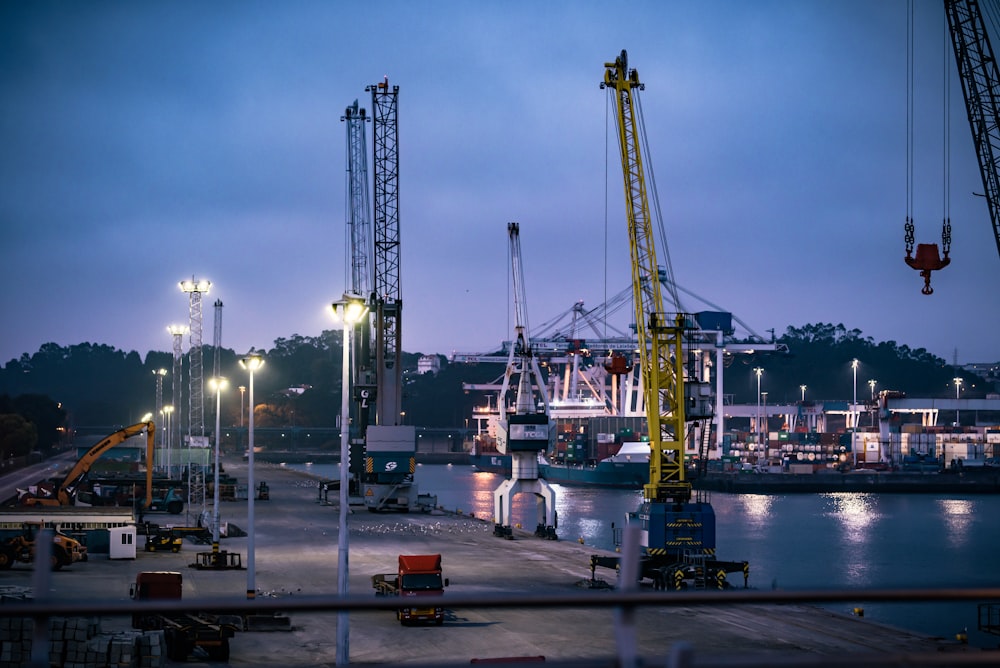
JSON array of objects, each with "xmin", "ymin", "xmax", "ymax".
[{"xmin": 538, "ymin": 461, "xmax": 648, "ymax": 489}]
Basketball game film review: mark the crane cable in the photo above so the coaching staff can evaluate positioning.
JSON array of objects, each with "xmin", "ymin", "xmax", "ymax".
[
  {"xmin": 942, "ymin": 4, "xmax": 953, "ymax": 257},
  {"xmin": 905, "ymin": 0, "xmax": 914, "ymax": 251}
]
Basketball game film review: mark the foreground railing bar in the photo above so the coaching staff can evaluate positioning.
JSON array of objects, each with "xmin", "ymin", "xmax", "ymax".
[{"xmin": 4, "ymin": 586, "xmax": 1000, "ymax": 618}]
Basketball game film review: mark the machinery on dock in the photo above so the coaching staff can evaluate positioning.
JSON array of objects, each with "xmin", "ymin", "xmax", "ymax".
[
  {"xmin": 16, "ymin": 421, "xmax": 161, "ymax": 510},
  {"xmin": 340, "ymin": 80, "xmax": 418, "ymax": 512},
  {"xmin": 372, "ymin": 554, "xmax": 449, "ymax": 625},
  {"xmin": 492, "ymin": 222, "xmax": 557, "ymax": 540},
  {"xmin": 589, "ymin": 50, "xmax": 747, "ymax": 590},
  {"xmin": 0, "ymin": 524, "xmax": 87, "ymax": 570},
  {"xmin": 130, "ymin": 571, "xmax": 239, "ymax": 661}
]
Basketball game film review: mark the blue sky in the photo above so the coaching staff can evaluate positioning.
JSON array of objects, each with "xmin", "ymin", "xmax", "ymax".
[{"xmin": 3, "ymin": 1, "xmax": 999, "ymax": 366}]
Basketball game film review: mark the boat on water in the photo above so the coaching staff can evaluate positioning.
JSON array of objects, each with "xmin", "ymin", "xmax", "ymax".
[
  {"xmin": 538, "ymin": 442, "xmax": 649, "ymax": 489},
  {"xmin": 469, "ymin": 452, "xmax": 511, "ymax": 475}
]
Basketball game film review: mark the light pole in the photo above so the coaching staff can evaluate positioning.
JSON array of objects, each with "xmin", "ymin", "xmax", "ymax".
[
  {"xmin": 239, "ymin": 353, "xmax": 264, "ymax": 600},
  {"xmin": 753, "ymin": 367, "xmax": 763, "ymax": 441},
  {"xmin": 800, "ymin": 384, "xmax": 806, "ymax": 402},
  {"xmin": 331, "ymin": 292, "xmax": 368, "ymax": 667},
  {"xmin": 954, "ymin": 377, "xmax": 963, "ymax": 426},
  {"xmin": 851, "ymin": 359, "xmax": 859, "ymax": 466},
  {"xmin": 208, "ymin": 376, "xmax": 227, "ymax": 556},
  {"xmin": 240, "ymin": 385, "xmax": 247, "ymax": 450},
  {"xmin": 153, "ymin": 369, "xmax": 167, "ymax": 456},
  {"xmin": 162, "ymin": 405, "xmax": 174, "ymax": 477},
  {"xmin": 868, "ymin": 380, "xmax": 877, "ymax": 427},
  {"xmin": 761, "ymin": 391, "xmax": 768, "ymax": 460}
]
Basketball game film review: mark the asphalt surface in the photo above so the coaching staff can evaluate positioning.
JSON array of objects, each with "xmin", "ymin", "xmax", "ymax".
[{"xmin": 0, "ymin": 456, "xmax": 980, "ymax": 667}]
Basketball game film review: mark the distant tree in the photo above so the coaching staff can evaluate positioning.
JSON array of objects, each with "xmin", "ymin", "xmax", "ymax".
[{"xmin": 0, "ymin": 413, "xmax": 37, "ymax": 459}]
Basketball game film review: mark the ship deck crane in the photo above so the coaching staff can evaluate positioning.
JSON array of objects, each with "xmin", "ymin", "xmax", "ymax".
[
  {"xmin": 590, "ymin": 50, "xmax": 746, "ymax": 590},
  {"xmin": 492, "ymin": 222, "xmax": 557, "ymax": 540}
]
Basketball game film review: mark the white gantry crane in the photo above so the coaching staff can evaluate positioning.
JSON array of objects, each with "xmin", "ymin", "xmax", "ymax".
[{"xmin": 493, "ymin": 222, "xmax": 557, "ymax": 540}]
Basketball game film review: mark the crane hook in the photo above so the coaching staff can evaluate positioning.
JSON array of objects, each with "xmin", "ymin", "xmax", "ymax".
[{"xmin": 905, "ymin": 243, "xmax": 950, "ymax": 295}]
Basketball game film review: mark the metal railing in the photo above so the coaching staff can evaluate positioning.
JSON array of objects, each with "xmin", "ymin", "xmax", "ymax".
[{"xmin": 7, "ymin": 528, "xmax": 999, "ymax": 668}]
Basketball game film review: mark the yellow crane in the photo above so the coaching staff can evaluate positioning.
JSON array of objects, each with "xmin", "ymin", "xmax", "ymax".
[{"xmin": 590, "ymin": 50, "xmax": 747, "ymax": 590}]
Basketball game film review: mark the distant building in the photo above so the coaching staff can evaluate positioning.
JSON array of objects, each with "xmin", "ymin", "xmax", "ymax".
[
  {"xmin": 281, "ymin": 385, "xmax": 312, "ymax": 396},
  {"xmin": 962, "ymin": 363, "xmax": 1000, "ymax": 381},
  {"xmin": 418, "ymin": 355, "xmax": 441, "ymax": 375}
]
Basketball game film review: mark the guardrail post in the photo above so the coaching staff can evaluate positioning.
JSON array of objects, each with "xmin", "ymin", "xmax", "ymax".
[
  {"xmin": 614, "ymin": 525, "xmax": 641, "ymax": 668},
  {"xmin": 29, "ymin": 528, "xmax": 53, "ymax": 668}
]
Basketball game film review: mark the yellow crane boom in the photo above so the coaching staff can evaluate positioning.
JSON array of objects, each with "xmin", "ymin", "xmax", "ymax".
[
  {"xmin": 602, "ymin": 49, "xmax": 690, "ymax": 504},
  {"xmin": 23, "ymin": 421, "xmax": 156, "ymax": 508}
]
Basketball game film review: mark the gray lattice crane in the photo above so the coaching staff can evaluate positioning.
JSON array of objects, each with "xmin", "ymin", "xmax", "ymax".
[
  {"xmin": 945, "ymin": 1, "xmax": 1000, "ymax": 256},
  {"xmin": 354, "ymin": 77, "xmax": 417, "ymax": 512}
]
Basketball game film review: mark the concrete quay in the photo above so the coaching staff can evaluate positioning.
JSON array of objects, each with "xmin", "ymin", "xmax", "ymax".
[{"xmin": 1, "ymin": 457, "xmax": 986, "ymax": 667}]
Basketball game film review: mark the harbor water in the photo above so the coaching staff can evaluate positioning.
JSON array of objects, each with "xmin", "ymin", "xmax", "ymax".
[{"xmin": 286, "ymin": 461, "xmax": 1000, "ymax": 649}]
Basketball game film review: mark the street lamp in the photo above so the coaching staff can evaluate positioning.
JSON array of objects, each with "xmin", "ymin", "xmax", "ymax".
[
  {"xmin": 868, "ymin": 379, "xmax": 877, "ymax": 427},
  {"xmin": 851, "ymin": 359, "xmax": 859, "ymax": 466},
  {"xmin": 753, "ymin": 367, "xmax": 763, "ymax": 440},
  {"xmin": 208, "ymin": 376, "xmax": 228, "ymax": 556},
  {"xmin": 152, "ymin": 369, "xmax": 167, "ymax": 458},
  {"xmin": 162, "ymin": 405, "xmax": 175, "ymax": 476},
  {"xmin": 800, "ymin": 384, "xmax": 807, "ymax": 402},
  {"xmin": 239, "ymin": 352, "xmax": 264, "ymax": 600},
  {"xmin": 330, "ymin": 292, "xmax": 369, "ymax": 666},
  {"xmin": 954, "ymin": 377, "xmax": 963, "ymax": 425},
  {"xmin": 761, "ymin": 391, "xmax": 768, "ymax": 458},
  {"xmin": 239, "ymin": 385, "xmax": 247, "ymax": 456}
]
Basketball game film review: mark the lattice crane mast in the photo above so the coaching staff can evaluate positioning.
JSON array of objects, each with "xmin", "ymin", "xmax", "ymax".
[
  {"xmin": 354, "ymin": 77, "xmax": 417, "ymax": 512},
  {"xmin": 945, "ymin": 0, "xmax": 1000, "ymax": 258},
  {"xmin": 341, "ymin": 100, "xmax": 375, "ymax": 434}
]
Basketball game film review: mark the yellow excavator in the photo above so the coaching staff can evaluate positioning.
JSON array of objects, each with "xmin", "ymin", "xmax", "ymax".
[{"xmin": 20, "ymin": 421, "xmax": 160, "ymax": 509}]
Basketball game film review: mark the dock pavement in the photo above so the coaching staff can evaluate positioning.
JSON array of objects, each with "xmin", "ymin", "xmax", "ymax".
[{"xmin": 2, "ymin": 456, "xmax": 984, "ymax": 667}]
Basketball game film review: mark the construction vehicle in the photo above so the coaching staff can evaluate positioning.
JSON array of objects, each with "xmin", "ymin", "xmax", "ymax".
[
  {"xmin": 129, "ymin": 571, "xmax": 239, "ymax": 661},
  {"xmin": 145, "ymin": 487, "xmax": 185, "ymax": 515},
  {"xmin": 372, "ymin": 554, "xmax": 448, "ymax": 625},
  {"xmin": 0, "ymin": 523, "xmax": 87, "ymax": 570},
  {"xmin": 144, "ymin": 527, "xmax": 183, "ymax": 553},
  {"xmin": 492, "ymin": 222, "xmax": 557, "ymax": 540},
  {"xmin": 17, "ymin": 421, "xmax": 176, "ymax": 513},
  {"xmin": 589, "ymin": 50, "xmax": 747, "ymax": 590}
]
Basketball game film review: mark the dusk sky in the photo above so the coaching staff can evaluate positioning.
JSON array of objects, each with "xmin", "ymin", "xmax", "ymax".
[{"xmin": 3, "ymin": 1, "xmax": 999, "ymax": 369}]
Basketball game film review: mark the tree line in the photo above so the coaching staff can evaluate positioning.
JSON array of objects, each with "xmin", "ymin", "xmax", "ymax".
[{"xmin": 0, "ymin": 322, "xmax": 994, "ymax": 456}]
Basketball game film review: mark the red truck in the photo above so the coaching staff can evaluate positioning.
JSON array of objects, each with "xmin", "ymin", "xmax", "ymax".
[{"xmin": 371, "ymin": 554, "xmax": 449, "ymax": 625}]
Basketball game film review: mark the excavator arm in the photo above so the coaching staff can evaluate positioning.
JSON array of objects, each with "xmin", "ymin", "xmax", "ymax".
[{"xmin": 31, "ymin": 421, "xmax": 155, "ymax": 507}]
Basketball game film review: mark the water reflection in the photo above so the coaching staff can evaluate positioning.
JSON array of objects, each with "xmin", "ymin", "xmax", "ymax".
[
  {"xmin": 823, "ymin": 493, "xmax": 879, "ymax": 543},
  {"xmin": 822, "ymin": 493, "xmax": 880, "ymax": 586},
  {"xmin": 735, "ymin": 494, "xmax": 773, "ymax": 531},
  {"xmin": 937, "ymin": 499, "xmax": 973, "ymax": 549}
]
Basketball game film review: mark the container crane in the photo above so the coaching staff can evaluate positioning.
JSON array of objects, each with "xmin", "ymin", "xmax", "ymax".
[
  {"xmin": 493, "ymin": 222, "xmax": 557, "ymax": 540},
  {"xmin": 590, "ymin": 50, "xmax": 746, "ymax": 589}
]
